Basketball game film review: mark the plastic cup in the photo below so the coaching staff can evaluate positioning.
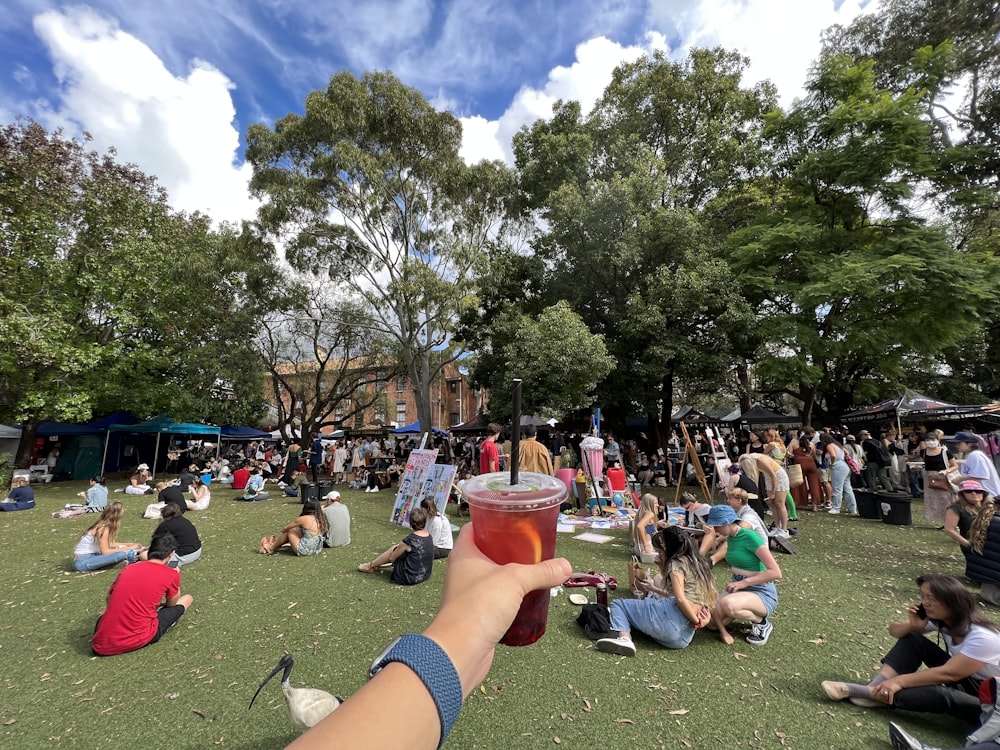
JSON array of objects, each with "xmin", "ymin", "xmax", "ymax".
[{"xmin": 464, "ymin": 471, "xmax": 567, "ymax": 646}]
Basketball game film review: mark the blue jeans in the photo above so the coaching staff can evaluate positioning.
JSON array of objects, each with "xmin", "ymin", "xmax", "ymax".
[
  {"xmin": 830, "ymin": 460, "xmax": 857, "ymax": 513},
  {"xmin": 73, "ymin": 550, "xmax": 131, "ymax": 572},
  {"xmin": 609, "ymin": 595, "xmax": 695, "ymax": 649}
]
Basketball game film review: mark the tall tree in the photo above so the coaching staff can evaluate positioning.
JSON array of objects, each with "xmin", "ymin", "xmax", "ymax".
[
  {"xmin": 246, "ymin": 71, "xmax": 517, "ymax": 433},
  {"xmin": 725, "ymin": 53, "xmax": 1000, "ymax": 422},
  {"xmin": 0, "ymin": 120, "xmax": 271, "ymax": 466},
  {"xmin": 508, "ymin": 49, "xmax": 770, "ymax": 443}
]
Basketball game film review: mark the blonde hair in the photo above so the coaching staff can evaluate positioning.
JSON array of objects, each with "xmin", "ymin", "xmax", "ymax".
[
  {"xmin": 726, "ymin": 488, "xmax": 749, "ymax": 506},
  {"xmin": 87, "ymin": 501, "xmax": 124, "ymax": 543},
  {"xmin": 738, "ymin": 454, "xmax": 759, "ymax": 482}
]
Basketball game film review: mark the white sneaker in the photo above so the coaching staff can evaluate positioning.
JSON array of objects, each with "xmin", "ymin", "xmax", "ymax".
[
  {"xmin": 371, "ymin": 487, "xmax": 379, "ymax": 492},
  {"xmin": 827, "ymin": 508, "xmax": 840, "ymax": 514},
  {"xmin": 596, "ymin": 636, "xmax": 636, "ymax": 656}
]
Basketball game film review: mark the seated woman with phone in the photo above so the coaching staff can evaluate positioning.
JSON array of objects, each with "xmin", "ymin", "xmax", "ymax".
[{"xmin": 820, "ymin": 573, "xmax": 1000, "ymax": 726}]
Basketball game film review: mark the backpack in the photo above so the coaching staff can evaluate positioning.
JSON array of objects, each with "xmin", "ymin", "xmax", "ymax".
[{"xmin": 576, "ymin": 604, "xmax": 614, "ymax": 640}]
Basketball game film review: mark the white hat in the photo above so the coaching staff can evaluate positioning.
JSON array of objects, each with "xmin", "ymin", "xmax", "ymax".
[
  {"xmin": 323, "ymin": 490, "xmax": 341, "ymax": 501},
  {"xmin": 137, "ymin": 463, "xmax": 149, "ymax": 470}
]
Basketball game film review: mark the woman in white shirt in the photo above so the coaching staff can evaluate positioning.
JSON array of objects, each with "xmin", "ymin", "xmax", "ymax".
[
  {"xmin": 821, "ymin": 573, "xmax": 1000, "ymax": 726},
  {"xmin": 420, "ymin": 498, "xmax": 453, "ymax": 559},
  {"xmin": 186, "ymin": 477, "xmax": 211, "ymax": 510}
]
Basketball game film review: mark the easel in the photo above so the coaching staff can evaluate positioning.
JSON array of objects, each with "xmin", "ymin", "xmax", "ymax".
[{"xmin": 673, "ymin": 421, "xmax": 713, "ymax": 505}]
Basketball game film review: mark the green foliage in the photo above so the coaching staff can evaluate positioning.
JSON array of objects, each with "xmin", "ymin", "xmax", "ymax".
[
  {"xmin": 478, "ymin": 301, "xmax": 615, "ymax": 423},
  {"xmin": 0, "ymin": 121, "xmax": 271, "ymax": 463},
  {"xmin": 247, "ymin": 71, "xmax": 519, "ymax": 432},
  {"xmin": 727, "ymin": 53, "xmax": 1000, "ymax": 420}
]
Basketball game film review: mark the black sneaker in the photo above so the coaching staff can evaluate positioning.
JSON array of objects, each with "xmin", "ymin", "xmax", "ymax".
[
  {"xmin": 888, "ymin": 721, "xmax": 941, "ymax": 750},
  {"xmin": 746, "ymin": 617, "xmax": 773, "ymax": 646}
]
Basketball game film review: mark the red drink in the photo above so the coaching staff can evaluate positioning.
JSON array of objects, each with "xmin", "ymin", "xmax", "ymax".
[{"xmin": 464, "ymin": 471, "xmax": 566, "ymax": 646}]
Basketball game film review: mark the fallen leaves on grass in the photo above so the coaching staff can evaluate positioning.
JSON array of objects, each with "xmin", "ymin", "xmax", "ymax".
[{"xmin": 615, "ymin": 718, "xmax": 634, "ymax": 724}]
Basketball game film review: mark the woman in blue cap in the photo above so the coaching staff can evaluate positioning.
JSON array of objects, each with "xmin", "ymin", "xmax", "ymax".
[{"xmin": 705, "ymin": 504, "xmax": 782, "ymax": 646}]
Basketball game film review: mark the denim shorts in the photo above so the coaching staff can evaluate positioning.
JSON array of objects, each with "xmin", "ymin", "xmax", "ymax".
[{"xmin": 733, "ymin": 574, "xmax": 778, "ymax": 616}]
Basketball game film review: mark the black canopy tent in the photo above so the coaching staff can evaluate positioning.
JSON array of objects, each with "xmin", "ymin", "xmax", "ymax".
[{"xmin": 727, "ymin": 404, "xmax": 796, "ymax": 426}]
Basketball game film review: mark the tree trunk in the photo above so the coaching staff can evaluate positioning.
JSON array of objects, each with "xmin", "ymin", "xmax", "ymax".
[
  {"xmin": 799, "ymin": 385, "xmax": 816, "ymax": 427},
  {"xmin": 411, "ymin": 349, "xmax": 435, "ymax": 440},
  {"xmin": 654, "ymin": 368, "xmax": 675, "ymax": 454},
  {"xmin": 15, "ymin": 422, "xmax": 39, "ymax": 469}
]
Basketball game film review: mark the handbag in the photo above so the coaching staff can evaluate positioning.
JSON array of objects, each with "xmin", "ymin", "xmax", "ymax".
[
  {"xmin": 844, "ymin": 453, "xmax": 861, "ymax": 476},
  {"xmin": 786, "ymin": 463, "xmax": 804, "ymax": 488},
  {"xmin": 926, "ymin": 472, "xmax": 958, "ymax": 493}
]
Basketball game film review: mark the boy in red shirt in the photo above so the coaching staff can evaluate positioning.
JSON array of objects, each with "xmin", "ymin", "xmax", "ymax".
[
  {"xmin": 479, "ymin": 423, "xmax": 502, "ymax": 475},
  {"xmin": 92, "ymin": 533, "xmax": 194, "ymax": 656}
]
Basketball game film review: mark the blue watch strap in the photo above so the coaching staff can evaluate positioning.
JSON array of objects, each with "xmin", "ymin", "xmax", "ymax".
[{"xmin": 370, "ymin": 633, "xmax": 462, "ymax": 748}]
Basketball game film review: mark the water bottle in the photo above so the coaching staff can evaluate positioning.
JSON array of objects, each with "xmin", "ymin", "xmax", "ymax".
[{"xmin": 596, "ymin": 582, "xmax": 608, "ymax": 608}]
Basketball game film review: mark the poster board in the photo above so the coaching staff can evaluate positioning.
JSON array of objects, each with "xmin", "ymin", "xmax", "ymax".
[{"xmin": 390, "ymin": 449, "xmax": 457, "ymax": 527}]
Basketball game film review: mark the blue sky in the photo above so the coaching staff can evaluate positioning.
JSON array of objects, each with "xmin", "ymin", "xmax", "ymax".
[{"xmin": 0, "ymin": 1, "xmax": 873, "ymax": 224}]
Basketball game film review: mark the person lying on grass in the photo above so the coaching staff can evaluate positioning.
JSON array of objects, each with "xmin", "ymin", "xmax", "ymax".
[
  {"xmin": 596, "ymin": 525, "xmax": 715, "ymax": 656},
  {"xmin": 358, "ymin": 506, "xmax": 434, "ymax": 585},
  {"xmin": 92, "ymin": 532, "xmax": 194, "ymax": 656},
  {"xmin": 259, "ymin": 500, "xmax": 327, "ymax": 556},
  {"xmin": 705, "ymin": 504, "xmax": 782, "ymax": 647},
  {"xmin": 72, "ymin": 502, "xmax": 145, "ymax": 572},
  {"xmin": 821, "ymin": 573, "xmax": 1000, "ymax": 726}
]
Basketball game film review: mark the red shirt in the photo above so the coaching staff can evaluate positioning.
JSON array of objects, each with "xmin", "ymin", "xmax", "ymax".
[
  {"xmin": 232, "ymin": 467, "xmax": 250, "ymax": 490},
  {"xmin": 479, "ymin": 438, "xmax": 499, "ymax": 475},
  {"xmin": 92, "ymin": 562, "xmax": 180, "ymax": 656}
]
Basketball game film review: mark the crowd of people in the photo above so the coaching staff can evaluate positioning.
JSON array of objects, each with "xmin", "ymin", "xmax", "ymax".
[{"xmin": 13, "ymin": 418, "xmax": 1000, "ymax": 747}]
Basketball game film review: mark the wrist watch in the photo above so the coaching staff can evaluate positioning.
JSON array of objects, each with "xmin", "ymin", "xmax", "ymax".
[{"xmin": 369, "ymin": 633, "xmax": 462, "ymax": 748}]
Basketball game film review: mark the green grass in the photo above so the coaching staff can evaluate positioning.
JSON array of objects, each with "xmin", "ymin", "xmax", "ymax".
[{"xmin": 0, "ymin": 480, "xmax": 983, "ymax": 749}]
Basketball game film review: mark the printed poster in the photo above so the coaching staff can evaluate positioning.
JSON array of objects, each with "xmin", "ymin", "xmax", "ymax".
[{"xmin": 390, "ymin": 449, "xmax": 457, "ymax": 527}]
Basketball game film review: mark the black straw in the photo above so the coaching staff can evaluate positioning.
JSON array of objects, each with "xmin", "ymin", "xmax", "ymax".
[{"xmin": 510, "ymin": 379, "xmax": 521, "ymax": 485}]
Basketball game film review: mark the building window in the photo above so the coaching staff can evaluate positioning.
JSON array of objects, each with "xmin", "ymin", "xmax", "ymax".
[
  {"xmin": 448, "ymin": 379, "xmax": 459, "ymax": 393},
  {"xmin": 376, "ymin": 370, "xmax": 389, "ymax": 391},
  {"xmin": 374, "ymin": 407, "xmax": 385, "ymax": 422},
  {"xmin": 396, "ymin": 402, "xmax": 407, "ymax": 424},
  {"xmin": 450, "ymin": 412, "xmax": 460, "ymax": 426},
  {"xmin": 396, "ymin": 376, "xmax": 407, "ymax": 392}
]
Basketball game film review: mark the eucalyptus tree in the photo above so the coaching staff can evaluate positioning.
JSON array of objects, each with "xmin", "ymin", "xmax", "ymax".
[{"xmin": 246, "ymin": 71, "xmax": 517, "ymax": 433}]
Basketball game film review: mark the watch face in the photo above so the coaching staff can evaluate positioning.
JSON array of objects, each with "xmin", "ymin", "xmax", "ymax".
[{"xmin": 369, "ymin": 636, "xmax": 402, "ymax": 678}]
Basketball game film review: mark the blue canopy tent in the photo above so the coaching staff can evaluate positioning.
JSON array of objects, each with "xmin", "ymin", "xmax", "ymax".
[
  {"xmin": 103, "ymin": 415, "xmax": 221, "ymax": 476},
  {"xmin": 219, "ymin": 425, "xmax": 274, "ymax": 441},
  {"xmin": 35, "ymin": 412, "xmax": 137, "ymax": 479},
  {"xmin": 391, "ymin": 421, "xmax": 449, "ymax": 437}
]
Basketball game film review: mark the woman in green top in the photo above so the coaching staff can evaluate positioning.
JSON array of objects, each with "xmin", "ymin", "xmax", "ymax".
[{"xmin": 706, "ymin": 504, "xmax": 782, "ymax": 647}]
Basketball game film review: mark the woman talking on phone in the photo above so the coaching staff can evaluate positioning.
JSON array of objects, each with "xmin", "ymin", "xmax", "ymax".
[{"xmin": 820, "ymin": 574, "xmax": 1000, "ymax": 725}]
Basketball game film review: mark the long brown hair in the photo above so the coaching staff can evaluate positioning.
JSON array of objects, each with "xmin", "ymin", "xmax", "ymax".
[
  {"xmin": 916, "ymin": 573, "xmax": 999, "ymax": 637},
  {"xmin": 970, "ymin": 500, "xmax": 998, "ymax": 555},
  {"xmin": 302, "ymin": 500, "xmax": 328, "ymax": 535},
  {"xmin": 651, "ymin": 526, "xmax": 717, "ymax": 606},
  {"xmin": 87, "ymin": 501, "xmax": 124, "ymax": 543}
]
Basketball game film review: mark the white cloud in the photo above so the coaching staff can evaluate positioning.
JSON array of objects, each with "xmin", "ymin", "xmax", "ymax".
[
  {"xmin": 31, "ymin": 7, "xmax": 256, "ymax": 225},
  {"xmin": 459, "ymin": 0, "xmax": 873, "ymax": 165}
]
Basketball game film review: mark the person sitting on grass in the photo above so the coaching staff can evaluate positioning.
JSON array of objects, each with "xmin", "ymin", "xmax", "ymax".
[
  {"xmin": 888, "ymin": 676, "xmax": 1000, "ymax": 750},
  {"xmin": 705, "ymin": 504, "xmax": 782, "ymax": 647},
  {"xmin": 281, "ymin": 469, "xmax": 308, "ymax": 498},
  {"xmin": 700, "ymin": 488, "xmax": 768, "ymax": 566},
  {"xmin": 72, "ymin": 502, "xmax": 145, "ymax": 572},
  {"xmin": 595, "ymin": 526, "xmax": 715, "ymax": 656},
  {"xmin": 77, "ymin": 476, "xmax": 108, "ymax": 511},
  {"xmin": 630, "ymin": 493, "xmax": 661, "ymax": 563},
  {"xmin": 1, "ymin": 476, "xmax": 35, "ymax": 510},
  {"xmin": 357, "ymin": 506, "xmax": 434, "ymax": 585},
  {"xmin": 186, "ymin": 476, "xmax": 211, "ymax": 511},
  {"xmin": 821, "ymin": 574, "xmax": 1000, "ymax": 727},
  {"xmin": 321, "ymin": 491, "xmax": 351, "ymax": 548},
  {"xmin": 91, "ymin": 532, "xmax": 194, "ymax": 656},
  {"xmin": 123, "ymin": 464, "xmax": 153, "ymax": 495},
  {"xmin": 421, "ymin": 498, "xmax": 453, "ymax": 559},
  {"xmin": 259, "ymin": 500, "xmax": 327, "ymax": 556},
  {"xmin": 242, "ymin": 468, "xmax": 269, "ymax": 501},
  {"xmin": 141, "ymin": 503, "xmax": 202, "ymax": 567}
]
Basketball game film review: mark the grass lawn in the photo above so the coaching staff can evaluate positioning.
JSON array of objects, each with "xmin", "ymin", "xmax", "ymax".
[{"xmin": 0, "ymin": 479, "xmax": 985, "ymax": 749}]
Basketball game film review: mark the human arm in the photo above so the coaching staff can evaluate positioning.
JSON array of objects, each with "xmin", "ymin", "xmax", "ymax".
[
  {"xmin": 668, "ymin": 570, "xmax": 712, "ymax": 628},
  {"xmin": 95, "ymin": 526, "xmax": 141, "ymax": 554},
  {"xmin": 724, "ymin": 542, "xmax": 781, "ymax": 592},
  {"xmin": 943, "ymin": 507, "xmax": 971, "ymax": 549},
  {"xmin": 887, "ymin": 603, "xmax": 930, "ymax": 639},
  {"xmin": 283, "ymin": 514, "xmax": 312, "ymax": 533},
  {"xmin": 287, "ymin": 525, "xmax": 571, "ymax": 750}
]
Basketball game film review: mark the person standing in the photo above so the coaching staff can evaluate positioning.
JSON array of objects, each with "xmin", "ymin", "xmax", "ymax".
[
  {"xmin": 518, "ymin": 425, "xmax": 554, "ymax": 476},
  {"xmin": 953, "ymin": 432, "xmax": 1000, "ymax": 499},
  {"xmin": 479, "ymin": 423, "xmax": 501, "ymax": 475},
  {"xmin": 91, "ymin": 533, "xmax": 193, "ymax": 656},
  {"xmin": 331, "ymin": 441, "xmax": 349, "ymax": 484},
  {"xmin": 308, "ymin": 436, "xmax": 324, "ymax": 483},
  {"xmin": 860, "ymin": 430, "xmax": 894, "ymax": 491}
]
